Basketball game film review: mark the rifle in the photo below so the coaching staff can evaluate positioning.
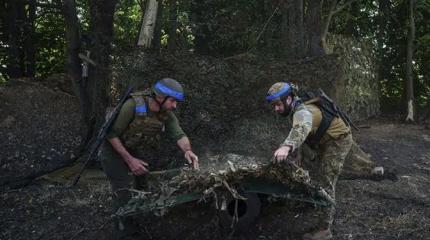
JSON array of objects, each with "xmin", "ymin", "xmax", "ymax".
[{"xmin": 72, "ymin": 85, "xmax": 134, "ymax": 186}]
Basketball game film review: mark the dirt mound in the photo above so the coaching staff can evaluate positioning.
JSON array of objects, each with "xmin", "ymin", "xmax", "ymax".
[
  {"xmin": 113, "ymin": 52, "xmax": 378, "ymax": 160},
  {"xmin": 0, "ymin": 52, "xmax": 381, "ymax": 189},
  {"xmin": 0, "ymin": 79, "xmax": 82, "ymax": 188}
]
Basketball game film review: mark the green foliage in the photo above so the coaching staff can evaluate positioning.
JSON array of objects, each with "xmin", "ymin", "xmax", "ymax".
[
  {"xmin": 34, "ymin": 1, "xmax": 66, "ymax": 79},
  {"xmin": 113, "ymin": 0, "xmax": 142, "ymax": 52},
  {"xmin": 1, "ymin": 0, "xmax": 428, "ymax": 116},
  {"xmin": 160, "ymin": 1, "xmax": 195, "ymax": 49},
  {"xmin": 76, "ymin": 0, "xmax": 90, "ymax": 31},
  {"xmin": 332, "ymin": 0, "xmax": 430, "ymax": 112},
  {"xmin": 176, "ymin": 10, "xmax": 195, "ymax": 48},
  {"xmin": 189, "ymin": 0, "xmax": 274, "ymax": 56},
  {"xmin": 0, "ymin": 73, "xmax": 6, "ymax": 84},
  {"xmin": 415, "ymin": 0, "xmax": 430, "ymax": 105}
]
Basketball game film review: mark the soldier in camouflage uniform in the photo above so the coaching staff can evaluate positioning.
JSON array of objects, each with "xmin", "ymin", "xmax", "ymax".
[
  {"xmin": 266, "ymin": 82, "xmax": 353, "ymax": 240},
  {"xmin": 101, "ymin": 78, "xmax": 199, "ymax": 239}
]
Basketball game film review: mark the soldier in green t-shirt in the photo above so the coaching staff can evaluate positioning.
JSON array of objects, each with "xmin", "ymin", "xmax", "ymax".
[{"xmin": 101, "ymin": 78, "xmax": 199, "ymax": 239}]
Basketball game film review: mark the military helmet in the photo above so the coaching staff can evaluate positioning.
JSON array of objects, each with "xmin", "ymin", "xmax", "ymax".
[
  {"xmin": 152, "ymin": 78, "xmax": 185, "ymax": 101},
  {"xmin": 266, "ymin": 82, "xmax": 292, "ymax": 103}
]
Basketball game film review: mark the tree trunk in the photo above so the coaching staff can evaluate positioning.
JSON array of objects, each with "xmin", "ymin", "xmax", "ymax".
[
  {"xmin": 420, "ymin": 99, "xmax": 430, "ymax": 122},
  {"xmin": 85, "ymin": 0, "xmax": 118, "ymax": 141},
  {"xmin": 63, "ymin": 0, "xmax": 91, "ymax": 149},
  {"xmin": 190, "ymin": 0, "xmax": 211, "ymax": 55},
  {"xmin": 63, "ymin": 0, "xmax": 82, "ymax": 90},
  {"xmin": 137, "ymin": 0, "xmax": 159, "ymax": 48},
  {"xmin": 16, "ymin": 0, "xmax": 27, "ymax": 76},
  {"xmin": 152, "ymin": 0, "xmax": 163, "ymax": 50},
  {"xmin": 376, "ymin": 0, "xmax": 389, "ymax": 101},
  {"xmin": 305, "ymin": 0, "xmax": 324, "ymax": 57},
  {"xmin": 168, "ymin": 0, "xmax": 178, "ymax": 50},
  {"xmin": 281, "ymin": 0, "xmax": 304, "ymax": 59},
  {"xmin": 405, "ymin": 0, "xmax": 415, "ymax": 122},
  {"xmin": 63, "ymin": 0, "xmax": 86, "ymax": 112},
  {"xmin": 24, "ymin": 0, "xmax": 36, "ymax": 77},
  {"xmin": 5, "ymin": 0, "xmax": 24, "ymax": 78}
]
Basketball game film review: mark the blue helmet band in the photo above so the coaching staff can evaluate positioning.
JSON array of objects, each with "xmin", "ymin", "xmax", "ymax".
[
  {"xmin": 154, "ymin": 82, "xmax": 184, "ymax": 101},
  {"xmin": 266, "ymin": 83, "xmax": 290, "ymax": 103},
  {"xmin": 135, "ymin": 105, "xmax": 147, "ymax": 114}
]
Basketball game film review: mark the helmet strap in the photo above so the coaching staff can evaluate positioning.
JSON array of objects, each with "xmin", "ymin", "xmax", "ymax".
[
  {"xmin": 153, "ymin": 95, "xmax": 169, "ymax": 111},
  {"xmin": 160, "ymin": 96, "xmax": 169, "ymax": 108},
  {"xmin": 279, "ymin": 95, "xmax": 293, "ymax": 117}
]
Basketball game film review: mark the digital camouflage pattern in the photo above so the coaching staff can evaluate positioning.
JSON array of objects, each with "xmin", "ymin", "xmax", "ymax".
[
  {"xmin": 302, "ymin": 134, "xmax": 353, "ymax": 231},
  {"xmin": 267, "ymin": 82, "xmax": 287, "ymax": 95},
  {"xmin": 267, "ymin": 82, "xmax": 300, "ymax": 98},
  {"xmin": 282, "ymin": 102, "xmax": 313, "ymax": 151},
  {"xmin": 283, "ymin": 101, "xmax": 353, "ymax": 233}
]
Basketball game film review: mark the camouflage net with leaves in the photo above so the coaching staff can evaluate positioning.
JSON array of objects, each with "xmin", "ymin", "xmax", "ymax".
[{"xmin": 115, "ymin": 153, "xmax": 329, "ymax": 217}]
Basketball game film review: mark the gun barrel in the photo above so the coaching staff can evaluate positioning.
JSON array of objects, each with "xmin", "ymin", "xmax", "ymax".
[{"xmin": 72, "ymin": 85, "xmax": 134, "ymax": 186}]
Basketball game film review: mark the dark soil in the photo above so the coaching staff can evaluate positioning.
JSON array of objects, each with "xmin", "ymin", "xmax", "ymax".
[
  {"xmin": 334, "ymin": 118, "xmax": 430, "ymax": 240},
  {"xmin": 1, "ymin": 118, "xmax": 429, "ymax": 240},
  {"xmin": 0, "ymin": 79, "xmax": 82, "ymax": 188}
]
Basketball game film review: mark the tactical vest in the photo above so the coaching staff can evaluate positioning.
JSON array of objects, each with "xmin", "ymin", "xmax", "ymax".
[
  {"xmin": 121, "ymin": 91, "xmax": 170, "ymax": 150},
  {"xmin": 298, "ymin": 89, "xmax": 354, "ymax": 147}
]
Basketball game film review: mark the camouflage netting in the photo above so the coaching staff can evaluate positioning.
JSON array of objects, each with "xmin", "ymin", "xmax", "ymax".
[
  {"xmin": 0, "ymin": 39, "xmax": 380, "ymax": 189},
  {"xmin": 110, "ymin": 45, "xmax": 380, "ymax": 216},
  {"xmin": 0, "ymin": 34, "xmax": 379, "ymax": 174},
  {"xmin": 116, "ymin": 153, "xmax": 329, "ymax": 217},
  {"xmin": 326, "ymin": 35, "xmax": 380, "ymax": 120},
  {"xmin": 113, "ymin": 42, "xmax": 379, "ymax": 160}
]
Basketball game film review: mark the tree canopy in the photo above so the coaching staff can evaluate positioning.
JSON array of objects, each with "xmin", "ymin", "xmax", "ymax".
[{"xmin": 1, "ymin": 0, "xmax": 429, "ymax": 117}]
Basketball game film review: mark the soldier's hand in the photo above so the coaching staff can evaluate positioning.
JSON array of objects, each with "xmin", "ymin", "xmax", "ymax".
[
  {"xmin": 127, "ymin": 157, "xmax": 149, "ymax": 176},
  {"xmin": 273, "ymin": 145, "xmax": 292, "ymax": 163},
  {"xmin": 185, "ymin": 151, "xmax": 199, "ymax": 170}
]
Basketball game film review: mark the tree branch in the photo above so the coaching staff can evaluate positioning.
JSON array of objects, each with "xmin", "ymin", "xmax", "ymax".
[
  {"xmin": 321, "ymin": 0, "xmax": 360, "ymax": 43},
  {"xmin": 321, "ymin": 0, "xmax": 338, "ymax": 42}
]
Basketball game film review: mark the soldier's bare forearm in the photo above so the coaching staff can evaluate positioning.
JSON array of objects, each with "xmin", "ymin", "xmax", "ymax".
[
  {"xmin": 177, "ymin": 136, "xmax": 192, "ymax": 153},
  {"xmin": 108, "ymin": 137, "xmax": 133, "ymax": 163},
  {"xmin": 177, "ymin": 136, "xmax": 199, "ymax": 170}
]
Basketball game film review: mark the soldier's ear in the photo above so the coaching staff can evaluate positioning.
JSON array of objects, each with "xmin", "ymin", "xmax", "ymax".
[{"xmin": 286, "ymin": 95, "xmax": 293, "ymax": 105}]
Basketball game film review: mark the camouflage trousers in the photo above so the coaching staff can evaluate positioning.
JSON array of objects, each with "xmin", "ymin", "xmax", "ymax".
[{"xmin": 300, "ymin": 133, "xmax": 353, "ymax": 232}]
